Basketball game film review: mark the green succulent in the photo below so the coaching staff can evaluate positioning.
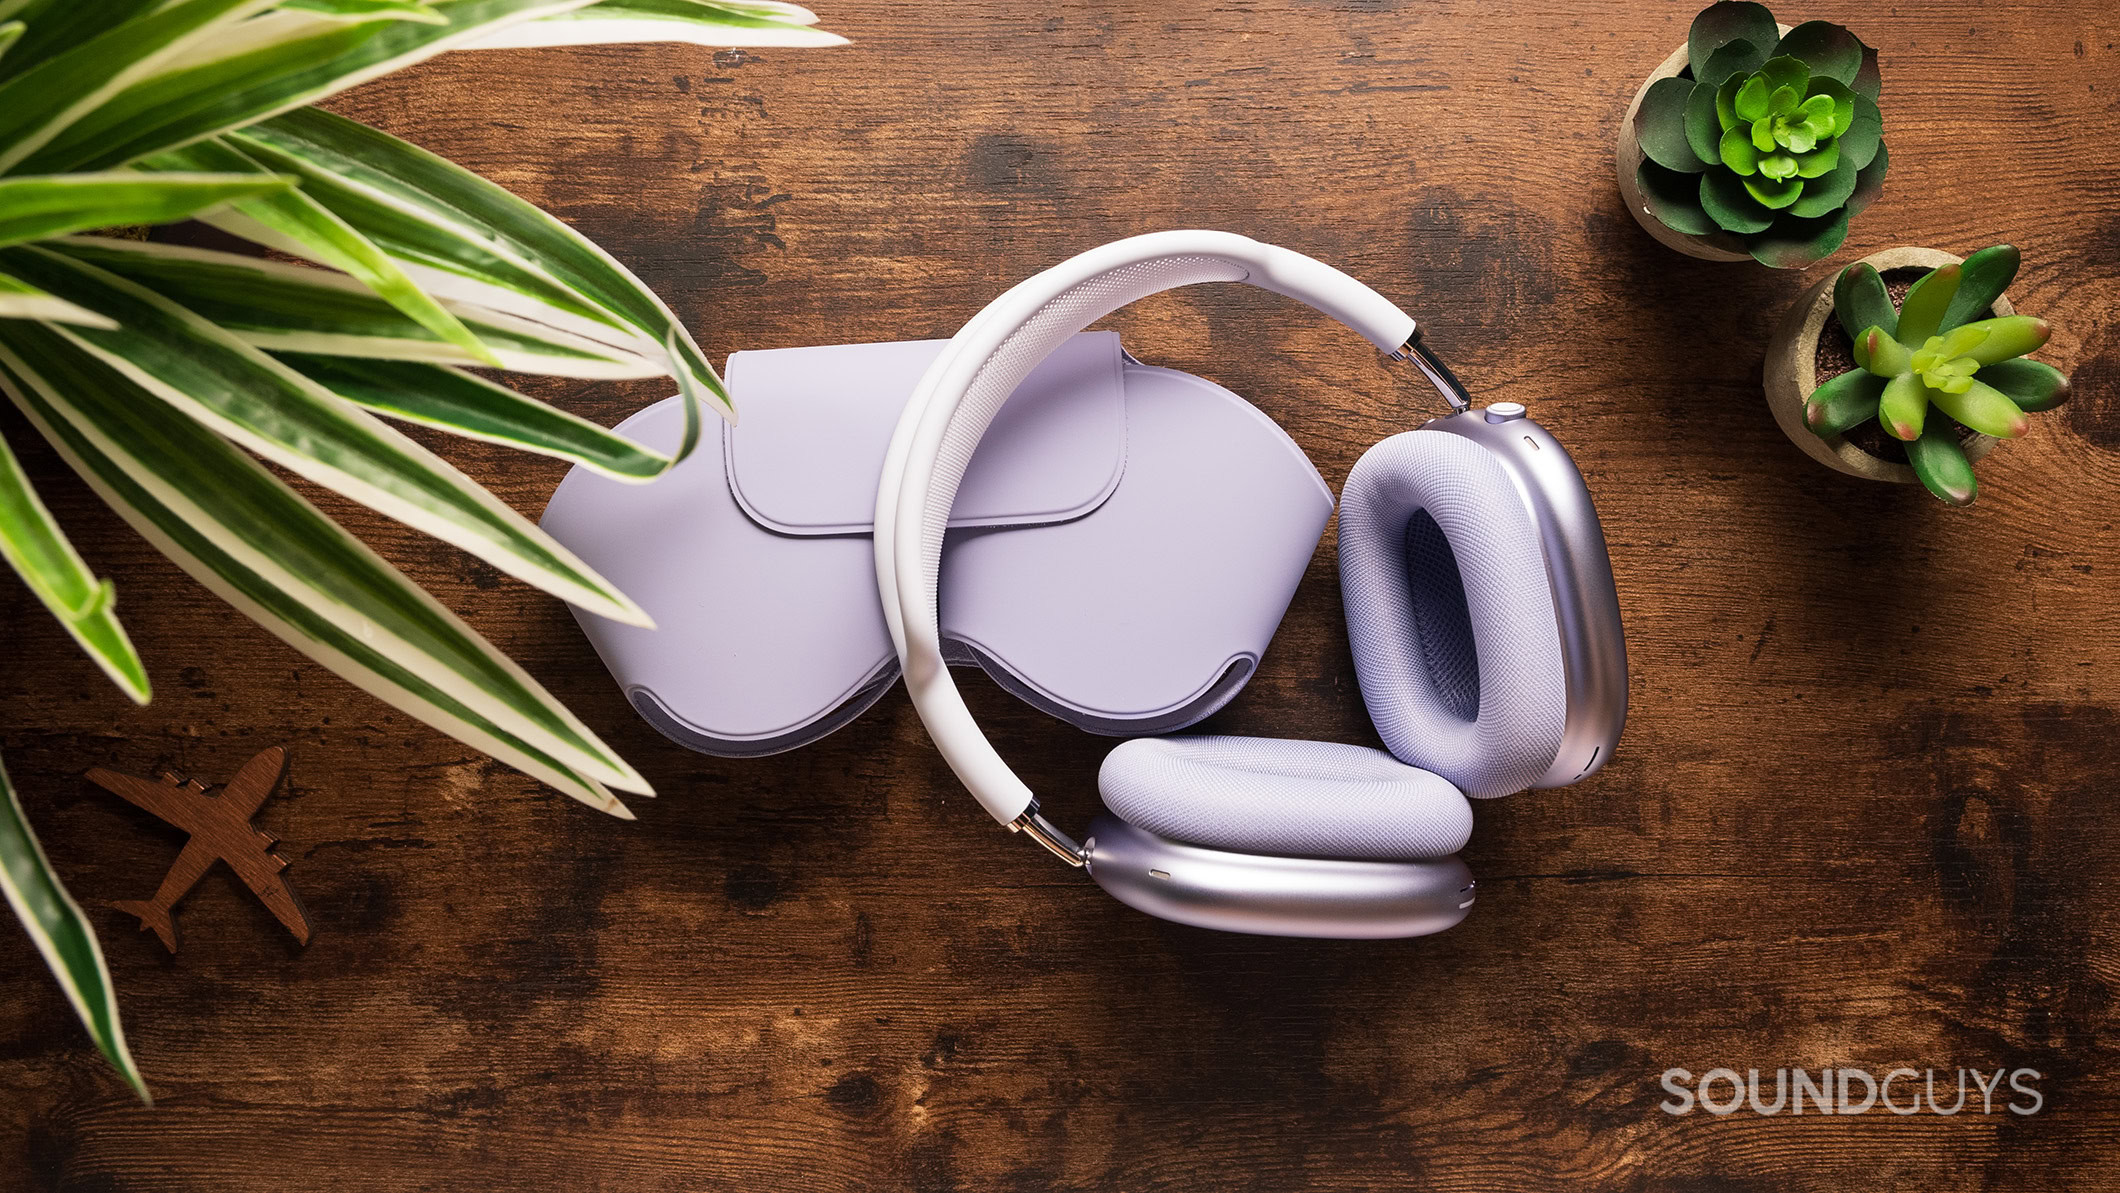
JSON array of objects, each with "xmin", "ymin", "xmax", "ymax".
[
  {"xmin": 1633, "ymin": 2, "xmax": 1888, "ymax": 268},
  {"xmin": 1804, "ymin": 245, "xmax": 2071, "ymax": 506}
]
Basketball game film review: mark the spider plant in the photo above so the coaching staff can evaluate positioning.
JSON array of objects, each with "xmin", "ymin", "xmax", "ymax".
[{"xmin": 0, "ymin": 0, "xmax": 841, "ymax": 1100}]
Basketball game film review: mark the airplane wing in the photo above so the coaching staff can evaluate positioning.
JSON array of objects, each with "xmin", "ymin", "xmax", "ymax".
[
  {"xmin": 85, "ymin": 766, "xmax": 201, "ymax": 832},
  {"xmin": 220, "ymin": 747, "xmax": 289, "ymax": 820},
  {"xmin": 232, "ymin": 859, "xmax": 313, "ymax": 945}
]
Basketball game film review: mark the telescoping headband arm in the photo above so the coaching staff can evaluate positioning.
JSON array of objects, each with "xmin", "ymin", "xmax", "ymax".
[{"xmin": 873, "ymin": 231, "xmax": 1467, "ymax": 866}]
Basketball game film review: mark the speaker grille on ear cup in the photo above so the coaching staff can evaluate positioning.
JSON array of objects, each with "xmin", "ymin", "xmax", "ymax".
[
  {"xmin": 1339, "ymin": 431, "xmax": 1568, "ymax": 798},
  {"xmin": 1099, "ymin": 736, "xmax": 1474, "ymax": 861},
  {"xmin": 1403, "ymin": 509, "xmax": 1481, "ymax": 723}
]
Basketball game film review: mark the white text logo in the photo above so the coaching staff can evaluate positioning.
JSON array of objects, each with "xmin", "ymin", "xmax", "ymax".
[{"xmin": 1658, "ymin": 1067, "xmax": 2043, "ymax": 1116}]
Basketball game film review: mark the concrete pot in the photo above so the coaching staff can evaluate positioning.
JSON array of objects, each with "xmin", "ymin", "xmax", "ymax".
[
  {"xmin": 1615, "ymin": 28, "xmax": 1788, "ymax": 263},
  {"xmin": 1761, "ymin": 245, "xmax": 2009, "ymax": 483}
]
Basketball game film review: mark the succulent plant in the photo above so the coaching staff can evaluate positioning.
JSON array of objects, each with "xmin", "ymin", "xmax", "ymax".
[
  {"xmin": 1804, "ymin": 246, "xmax": 2070, "ymax": 506},
  {"xmin": 1633, "ymin": 2, "xmax": 1888, "ymax": 267}
]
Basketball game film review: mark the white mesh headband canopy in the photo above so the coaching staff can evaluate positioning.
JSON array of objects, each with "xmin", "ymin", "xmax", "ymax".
[{"xmin": 874, "ymin": 231, "xmax": 1421, "ymax": 837}]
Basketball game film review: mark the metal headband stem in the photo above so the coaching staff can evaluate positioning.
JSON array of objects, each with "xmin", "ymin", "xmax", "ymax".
[
  {"xmin": 1389, "ymin": 326, "xmax": 1473, "ymax": 414},
  {"xmin": 1010, "ymin": 803, "xmax": 1088, "ymax": 866}
]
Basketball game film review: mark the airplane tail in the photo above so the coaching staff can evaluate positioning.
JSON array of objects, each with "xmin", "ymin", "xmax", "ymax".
[{"xmin": 111, "ymin": 900, "xmax": 177, "ymax": 954}]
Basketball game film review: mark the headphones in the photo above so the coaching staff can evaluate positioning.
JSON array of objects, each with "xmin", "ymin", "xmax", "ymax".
[{"xmin": 875, "ymin": 231, "xmax": 1627, "ymax": 939}]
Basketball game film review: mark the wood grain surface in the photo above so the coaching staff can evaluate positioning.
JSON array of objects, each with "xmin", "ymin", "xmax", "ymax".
[{"xmin": 6, "ymin": 2, "xmax": 2120, "ymax": 1188}]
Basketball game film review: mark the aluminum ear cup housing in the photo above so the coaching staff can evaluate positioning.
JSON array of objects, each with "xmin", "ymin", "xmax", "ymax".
[
  {"xmin": 1336, "ymin": 405, "xmax": 1627, "ymax": 799},
  {"xmin": 1086, "ymin": 735, "xmax": 1479, "ymax": 938},
  {"xmin": 1419, "ymin": 406, "xmax": 1627, "ymax": 789},
  {"xmin": 1084, "ymin": 815, "xmax": 1477, "ymax": 939}
]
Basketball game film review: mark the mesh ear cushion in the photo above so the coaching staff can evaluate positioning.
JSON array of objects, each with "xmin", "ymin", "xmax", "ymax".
[
  {"xmin": 1099, "ymin": 736, "xmax": 1473, "ymax": 861},
  {"xmin": 1337, "ymin": 431, "xmax": 1567, "ymax": 798}
]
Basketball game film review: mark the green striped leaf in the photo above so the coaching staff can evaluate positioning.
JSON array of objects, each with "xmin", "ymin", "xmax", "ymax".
[
  {"xmin": 16, "ymin": 0, "xmax": 599, "ymax": 174},
  {"xmin": 0, "ymin": 0, "xmax": 278, "ymax": 174},
  {"xmin": 2, "ymin": 243, "xmax": 654, "ymax": 630},
  {"xmin": 468, "ymin": 0, "xmax": 845, "ymax": 48},
  {"xmin": 0, "ymin": 2, "xmax": 155, "ymax": 85},
  {"xmin": 282, "ymin": 0, "xmax": 448, "ymax": 23},
  {"xmin": 139, "ymin": 136, "xmax": 498, "ymax": 366},
  {"xmin": 0, "ymin": 427, "xmax": 149, "ymax": 700},
  {"xmin": 0, "ymin": 754, "xmax": 149, "ymax": 1101},
  {"xmin": 52, "ymin": 235, "xmax": 656, "ymax": 377},
  {"xmin": 0, "ymin": 330, "xmax": 642, "ymax": 810},
  {"xmin": 281, "ymin": 353, "xmax": 672, "ymax": 480},
  {"xmin": 234, "ymin": 107, "xmax": 728, "ymax": 460},
  {"xmin": 0, "ymin": 171, "xmax": 293, "ymax": 248},
  {"xmin": 0, "ymin": 20, "xmax": 24, "ymax": 67},
  {"xmin": 0, "ymin": 268, "xmax": 115, "ymax": 327},
  {"xmin": 215, "ymin": 130, "xmax": 649, "ymax": 359}
]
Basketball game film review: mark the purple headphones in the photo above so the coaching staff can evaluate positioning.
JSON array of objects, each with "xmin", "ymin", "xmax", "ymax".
[{"xmin": 545, "ymin": 232, "xmax": 1627, "ymax": 938}]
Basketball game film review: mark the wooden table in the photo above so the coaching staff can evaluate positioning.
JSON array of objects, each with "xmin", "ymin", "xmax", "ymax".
[{"xmin": 5, "ymin": 3, "xmax": 2118, "ymax": 1188}]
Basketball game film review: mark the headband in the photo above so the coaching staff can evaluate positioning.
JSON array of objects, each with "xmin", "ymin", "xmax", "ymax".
[{"xmin": 873, "ymin": 230, "xmax": 1464, "ymax": 862}]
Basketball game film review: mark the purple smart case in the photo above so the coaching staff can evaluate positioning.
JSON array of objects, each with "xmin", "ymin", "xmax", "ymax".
[{"xmin": 540, "ymin": 333, "xmax": 1333, "ymax": 756}]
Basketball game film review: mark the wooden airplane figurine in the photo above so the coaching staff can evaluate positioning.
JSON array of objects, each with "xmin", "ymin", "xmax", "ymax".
[{"xmin": 86, "ymin": 746, "xmax": 312, "ymax": 953}]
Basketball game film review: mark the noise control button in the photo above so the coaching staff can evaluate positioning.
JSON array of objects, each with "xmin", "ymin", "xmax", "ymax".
[{"xmin": 1484, "ymin": 402, "xmax": 1528, "ymax": 423}]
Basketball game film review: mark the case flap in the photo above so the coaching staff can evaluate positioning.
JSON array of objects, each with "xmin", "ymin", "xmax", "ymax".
[{"xmin": 724, "ymin": 332, "xmax": 1126, "ymax": 536}]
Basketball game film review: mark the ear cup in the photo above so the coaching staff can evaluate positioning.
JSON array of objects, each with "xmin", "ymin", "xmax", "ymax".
[
  {"xmin": 1098, "ymin": 736, "xmax": 1472, "ymax": 861},
  {"xmin": 1337, "ymin": 430, "xmax": 1567, "ymax": 798}
]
